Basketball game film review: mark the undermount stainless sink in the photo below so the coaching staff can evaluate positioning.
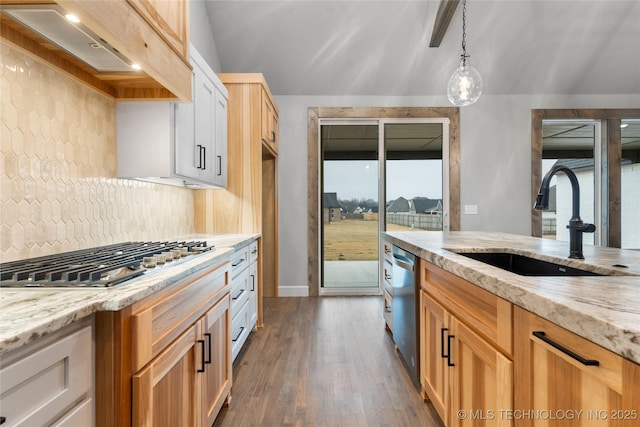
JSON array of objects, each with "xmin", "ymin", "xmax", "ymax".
[{"xmin": 455, "ymin": 252, "xmax": 604, "ymax": 277}]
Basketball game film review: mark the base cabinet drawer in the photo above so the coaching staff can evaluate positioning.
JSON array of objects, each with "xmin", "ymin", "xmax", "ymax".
[
  {"xmin": 0, "ymin": 322, "xmax": 93, "ymax": 427},
  {"xmin": 231, "ymin": 266, "xmax": 250, "ymax": 314},
  {"xmin": 383, "ymin": 289, "xmax": 393, "ymax": 332},
  {"xmin": 231, "ymin": 299, "xmax": 251, "ymax": 361},
  {"xmin": 514, "ymin": 306, "xmax": 640, "ymax": 427}
]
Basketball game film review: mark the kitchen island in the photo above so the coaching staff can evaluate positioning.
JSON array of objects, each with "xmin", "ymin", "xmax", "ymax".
[
  {"xmin": 384, "ymin": 231, "xmax": 640, "ymax": 427},
  {"xmin": 383, "ymin": 231, "xmax": 640, "ymax": 363}
]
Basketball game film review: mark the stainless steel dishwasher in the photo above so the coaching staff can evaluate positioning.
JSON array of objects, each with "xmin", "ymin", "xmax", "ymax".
[{"xmin": 392, "ymin": 245, "xmax": 419, "ymax": 387}]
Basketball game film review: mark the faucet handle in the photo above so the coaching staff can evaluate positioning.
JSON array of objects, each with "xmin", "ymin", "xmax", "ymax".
[{"xmin": 582, "ymin": 223, "xmax": 596, "ymax": 233}]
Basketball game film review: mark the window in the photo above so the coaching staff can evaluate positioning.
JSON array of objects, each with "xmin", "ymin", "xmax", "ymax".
[{"xmin": 531, "ymin": 109, "xmax": 640, "ymax": 249}]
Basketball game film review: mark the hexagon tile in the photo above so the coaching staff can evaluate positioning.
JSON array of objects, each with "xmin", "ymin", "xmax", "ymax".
[{"xmin": 1, "ymin": 43, "xmax": 195, "ymax": 263}]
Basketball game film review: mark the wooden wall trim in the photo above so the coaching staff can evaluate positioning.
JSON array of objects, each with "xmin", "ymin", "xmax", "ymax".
[
  {"xmin": 308, "ymin": 108, "xmax": 320, "ymax": 296},
  {"xmin": 308, "ymin": 106, "xmax": 460, "ymax": 296},
  {"xmin": 607, "ymin": 118, "xmax": 622, "ymax": 248},
  {"xmin": 530, "ymin": 110, "xmax": 544, "ymax": 237}
]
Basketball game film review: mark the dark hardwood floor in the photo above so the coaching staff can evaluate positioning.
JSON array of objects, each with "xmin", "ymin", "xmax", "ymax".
[{"xmin": 213, "ymin": 296, "xmax": 443, "ymax": 427}]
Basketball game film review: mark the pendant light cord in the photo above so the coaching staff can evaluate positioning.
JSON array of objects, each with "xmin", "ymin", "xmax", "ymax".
[{"xmin": 461, "ymin": 0, "xmax": 469, "ymax": 66}]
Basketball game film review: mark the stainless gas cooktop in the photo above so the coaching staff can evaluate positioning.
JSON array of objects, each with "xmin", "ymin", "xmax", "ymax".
[{"xmin": 0, "ymin": 241, "xmax": 214, "ymax": 288}]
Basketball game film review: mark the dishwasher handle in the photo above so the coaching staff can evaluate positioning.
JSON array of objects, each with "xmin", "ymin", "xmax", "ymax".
[{"xmin": 393, "ymin": 254, "xmax": 414, "ymax": 272}]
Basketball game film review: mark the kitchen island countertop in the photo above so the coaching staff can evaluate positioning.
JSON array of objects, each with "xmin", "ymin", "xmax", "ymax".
[
  {"xmin": 0, "ymin": 233, "xmax": 259, "ymax": 355},
  {"xmin": 383, "ymin": 231, "xmax": 640, "ymax": 364}
]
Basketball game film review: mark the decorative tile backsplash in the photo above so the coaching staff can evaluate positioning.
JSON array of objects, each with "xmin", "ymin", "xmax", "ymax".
[{"xmin": 1, "ymin": 42, "xmax": 195, "ymax": 262}]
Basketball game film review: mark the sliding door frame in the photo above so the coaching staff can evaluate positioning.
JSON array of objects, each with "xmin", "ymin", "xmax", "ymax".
[{"xmin": 308, "ymin": 107, "xmax": 460, "ymax": 296}]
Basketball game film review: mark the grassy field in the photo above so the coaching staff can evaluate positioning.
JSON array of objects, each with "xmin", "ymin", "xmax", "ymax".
[{"xmin": 323, "ymin": 219, "xmax": 414, "ymax": 261}]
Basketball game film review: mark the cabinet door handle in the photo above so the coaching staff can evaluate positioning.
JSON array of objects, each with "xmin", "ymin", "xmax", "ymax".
[
  {"xmin": 202, "ymin": 146, "xmax": 206, "ymax": 170},
  {"xmin": 384, "ymin": 273, "xmax": 392, "ymax": 280},
  {"xmin": 196, "ymin": 144, "xmax": 203, "ymax": 169},
  {"xmin": 197, "ymin": 339, "xmax": 206, "ymax": 372},
  {"xmin": 440, "ymin": 327, "xmax": 448, "ymax": 359},
  {"xmin": 250, "ymin": 274, "xmax": 255, "ymax": 292},
  {"xmin": 217, "ymin": 155, "xmax": 222, "ymax": 176},
  {"xmin": 532, "ymin": 331, "xmax": 600, "ymax": 366},
  {"xmin": 271, "ymin": 130, "xmax": 276, "ymax": 142},
  {"xmin": 232, "ymin": 326, "xmax": 245, "ymax": 342},
  {"xmin": 447, "ymin": 335, "xmax": 455, "ymax": 366},
  {"xmin": 204, "ymin": 333, "xmax": 212, "ymax": 364},
  {"xmin": 232, "ymin": 288, "xmax": 245, "ymax": 301},
  {"xmin": 0, "ymin": 416, "xmax": 6, "ymax": 425}
]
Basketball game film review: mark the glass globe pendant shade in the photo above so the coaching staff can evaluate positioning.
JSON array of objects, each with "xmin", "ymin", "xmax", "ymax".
[{"xmin": 447, "ymin": 61, "xmax": 482, "ymax": 106}]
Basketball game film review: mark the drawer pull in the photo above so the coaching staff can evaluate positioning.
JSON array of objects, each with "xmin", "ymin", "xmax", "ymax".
[
  {"xmin": 204, "ymin": 333, "xmax": 212, "ymax": 364},
  {"xmin": 1, "ymin": 416, "xmax": 6, "ymax": 425},
  {"xmin": 251, "ymin": 248, "xmax": 258, "ymax": 255},
  {"xmin": 232, "ymin": 288, "xmax": 245, "ymax": 300},
  {"xmin": 232, "ymin": 326, "xmax": 245, "ymax": 342},
  {"xmin": 532, "ymin": 331, "xmax": 600, "ymax": 366},
  {"xmin": 197, "ymin": 339, "xmax": 206, "ymax": 373},
  {"xmin": 384, "ymin": 273, "xmax": 391, "ymax": 280},
  {"xmin": 232, "ymin": 258, "xmax": 245, "ymax": 267}
]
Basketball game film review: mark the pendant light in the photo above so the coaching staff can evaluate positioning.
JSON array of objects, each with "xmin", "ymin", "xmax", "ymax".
[{"xmin": 447, "ymin": 0, "xmax": 482, "ymax": 106}]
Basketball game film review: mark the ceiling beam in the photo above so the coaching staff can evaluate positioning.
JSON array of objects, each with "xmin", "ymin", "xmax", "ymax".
[{"xmin": 429, "ymin": 0, "xmax": 460, "ymax": 47}]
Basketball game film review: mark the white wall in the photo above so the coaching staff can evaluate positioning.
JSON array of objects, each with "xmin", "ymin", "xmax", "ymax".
[
  {"xmin": 190, "ymin": 0, "xmax": 222, "ymax": 73},
  {"xmin": 274, "ymin": 94, "xmax": 640, "ymax": 295}
]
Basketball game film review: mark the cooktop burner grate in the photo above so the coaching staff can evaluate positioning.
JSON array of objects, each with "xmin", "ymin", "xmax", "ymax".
[{"xmin": 0, "ymin": 241, "xmax": 213, "ymax": 288}]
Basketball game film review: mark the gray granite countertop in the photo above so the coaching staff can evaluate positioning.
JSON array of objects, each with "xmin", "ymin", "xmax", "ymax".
[
  {"xmin": 383, "ymin": 231, "xmax": 640, "ymax": 364},
  {"xmin": 0, "ymin": 234, "xmax": 259, "ymax": 355}
]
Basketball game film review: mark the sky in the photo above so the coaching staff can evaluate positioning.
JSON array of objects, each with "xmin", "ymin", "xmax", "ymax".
[{"xmin": 323, "ymin": 159, "xmax": 443, "ymax": 202}]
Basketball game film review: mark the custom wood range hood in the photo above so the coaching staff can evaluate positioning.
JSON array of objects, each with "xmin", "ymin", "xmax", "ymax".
[{"xmin": 0, "ymin": 0, "xmax": 192, "ymax": 101}]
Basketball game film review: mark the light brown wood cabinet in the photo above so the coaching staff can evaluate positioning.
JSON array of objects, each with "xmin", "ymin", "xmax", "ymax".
[
  {"xmin": 127, "ymin": 0, "xmax": 189, "ymax": 61},
  {"xmin": 420, "ymin": 262, "xmax": 513, "ymax": 427},
  {"xmin": 96, "ymin": 261, "xmax": 231, "ymax": 427},
  {"xmin": 195, "ymin": 73, "xmax": 278, "ymax": 308},
  {"xmin": 514, "ymin": 306, "xmax": 640, "ymax": 427},
  {"xmin": 261, "ymin": 88, "xmax": 279, "ymax": 154},
  {"xmin": 132, "ymin": 322, "xmax": 198, "ymax": 426},
  {"xmin": 132, "ymin": 294, "xmax": 231, "ymax": 427},
  {"xmin": 1, "ymin": 0, "xmax": 191, "ymax": 100}
]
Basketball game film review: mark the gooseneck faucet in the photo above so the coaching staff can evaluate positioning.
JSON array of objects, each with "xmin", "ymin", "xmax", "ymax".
[{"xmin": 534, "ymin": 165, "xmax": 595, "ymax": 259}]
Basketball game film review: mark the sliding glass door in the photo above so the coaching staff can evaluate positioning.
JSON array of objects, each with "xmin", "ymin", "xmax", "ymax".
[
  {"xmin": 320, "ymin": 119, "xmax": 449, "ymax": 295},
  {"xmin": 321, "ymin": 123, "xmax": 379, "ymax": 292}
]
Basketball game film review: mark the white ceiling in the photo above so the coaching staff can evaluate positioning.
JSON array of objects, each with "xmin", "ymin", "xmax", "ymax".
[{"xmin": 204, "ymin": 0, "xmax": 640, "ymax": 97}]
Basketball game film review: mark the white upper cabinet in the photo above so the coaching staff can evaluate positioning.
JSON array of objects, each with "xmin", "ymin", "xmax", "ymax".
[{"xmin": 117, "ymin": 45, "xmax": 228, "ymax": 188}]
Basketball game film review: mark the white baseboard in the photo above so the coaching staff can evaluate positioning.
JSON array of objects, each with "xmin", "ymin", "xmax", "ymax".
[{"xmin": 277, "ymin": 286, "xmax": 309, "ymax": 297}]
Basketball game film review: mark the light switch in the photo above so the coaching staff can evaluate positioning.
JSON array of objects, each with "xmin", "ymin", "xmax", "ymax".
[{"xmin": 464, "ymin": 204, "xmax": 478, "ymax": 215}]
